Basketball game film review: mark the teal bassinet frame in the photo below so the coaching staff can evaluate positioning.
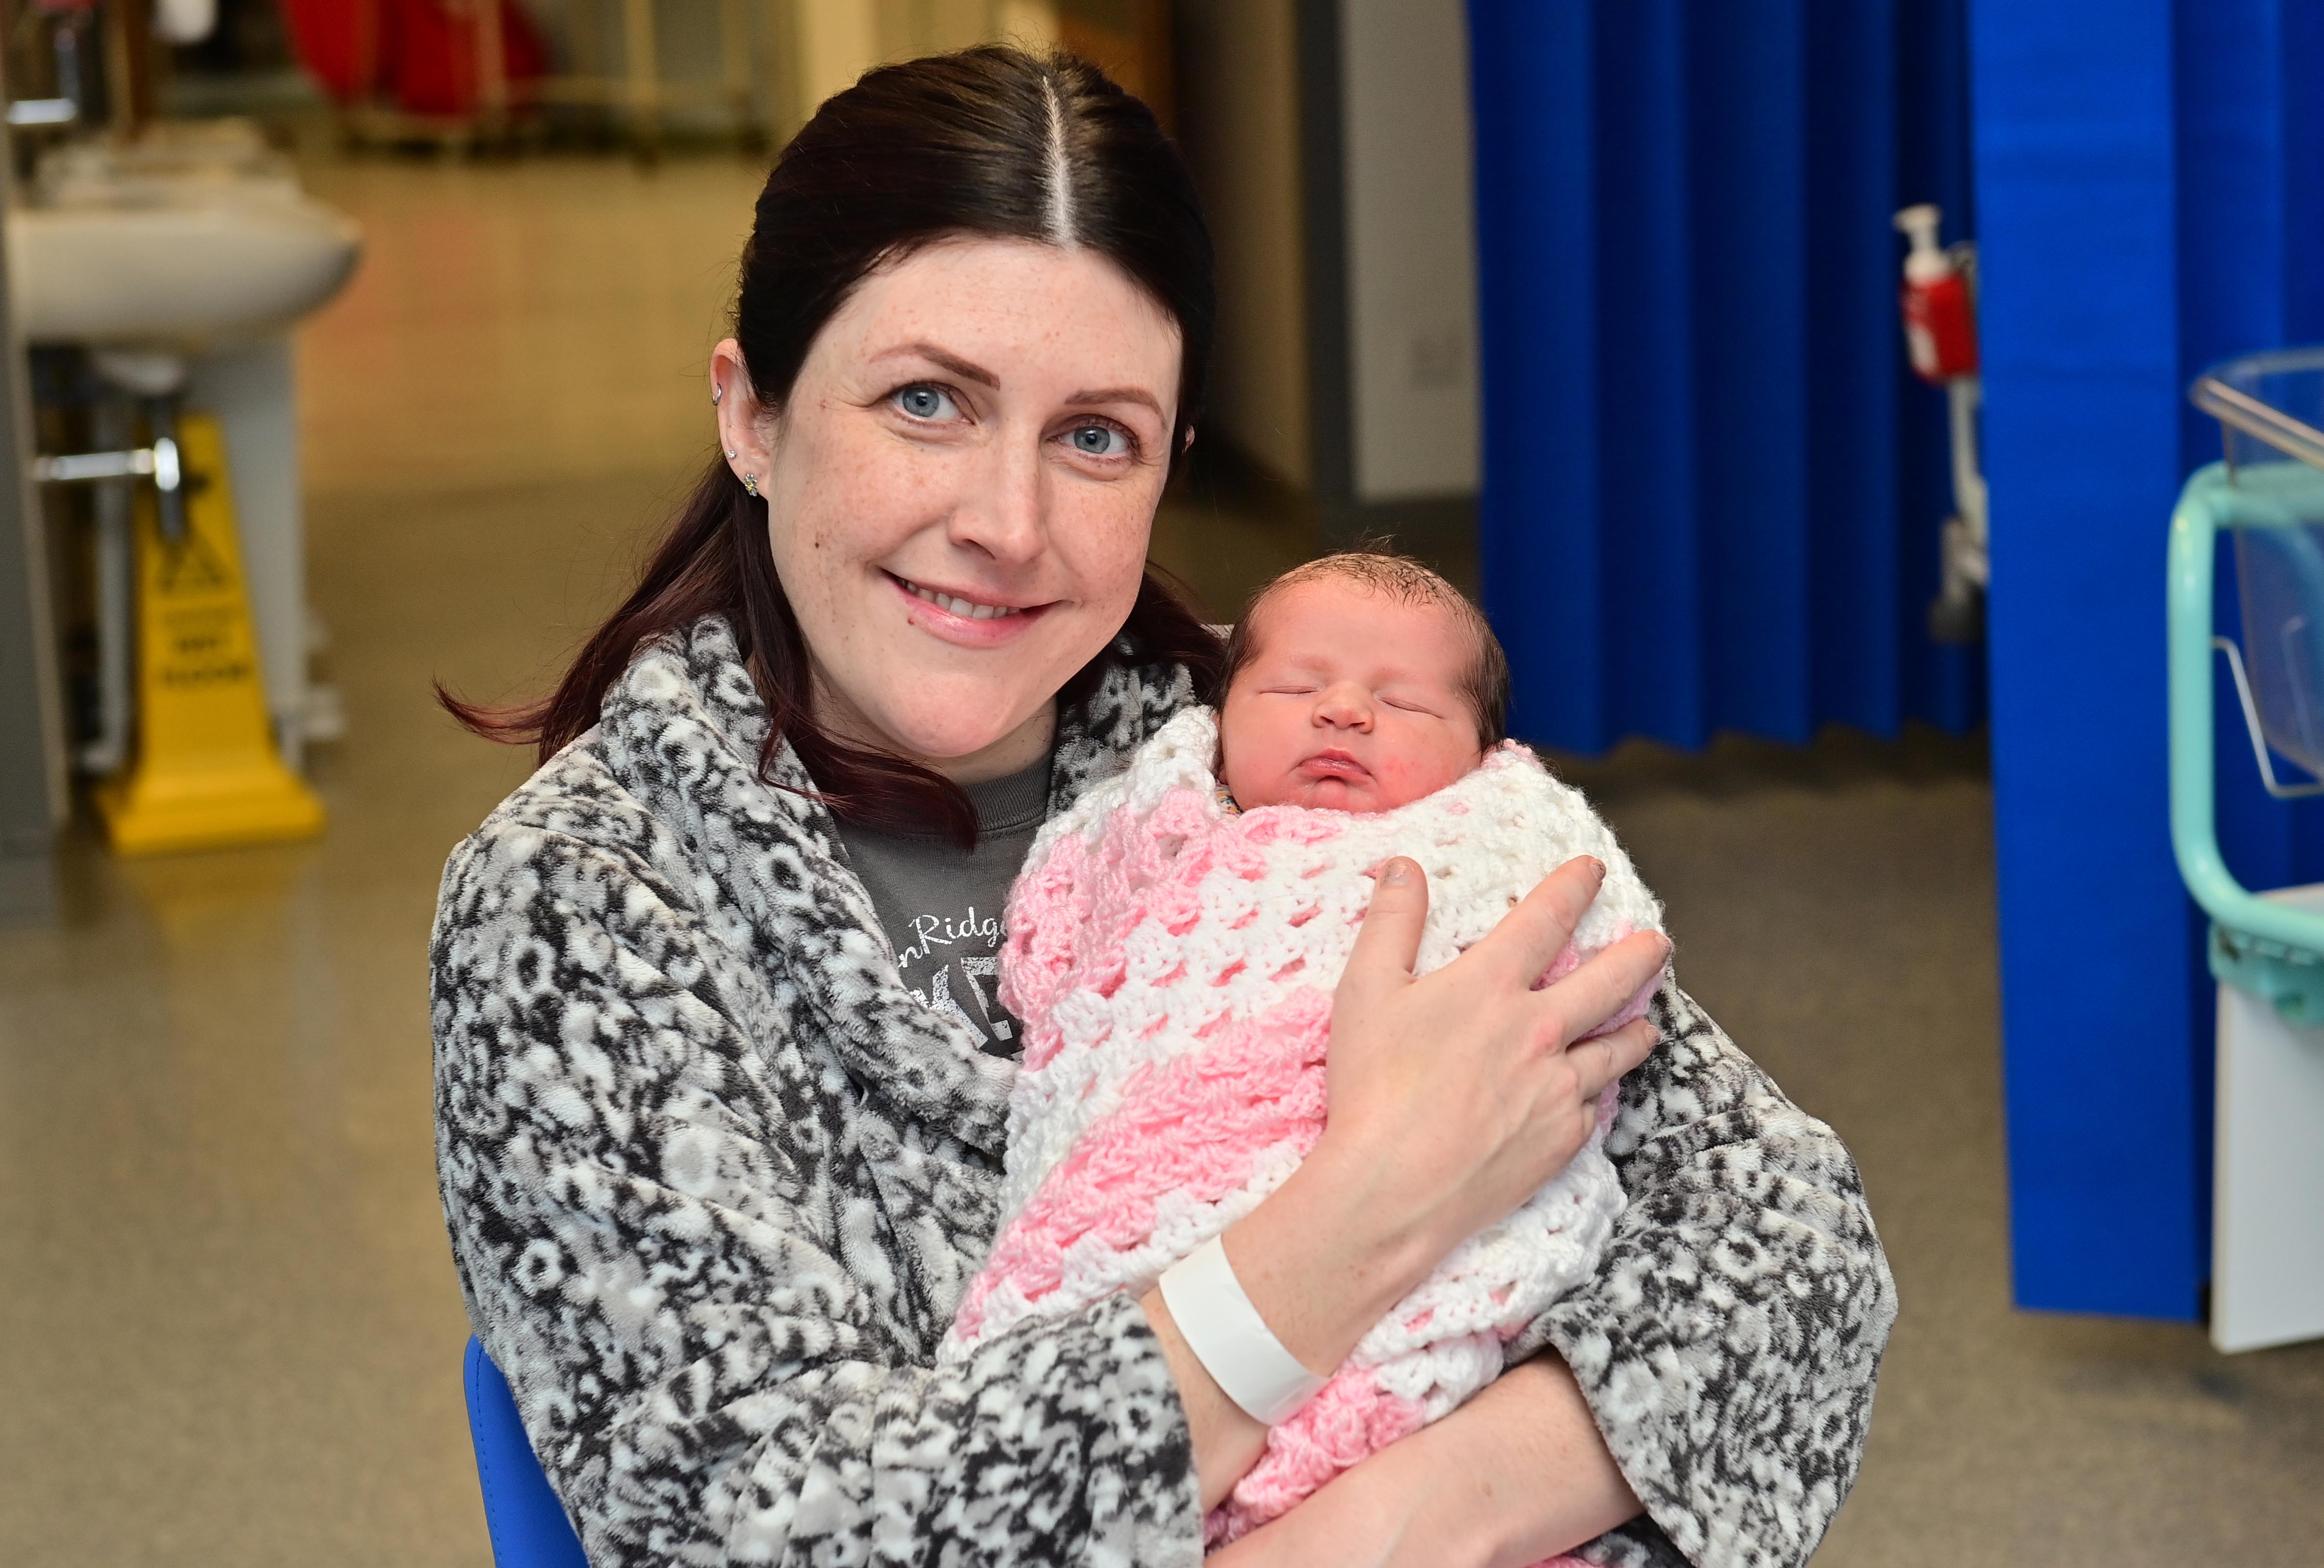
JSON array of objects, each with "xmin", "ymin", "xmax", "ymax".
[{"xmin": 2169, "ymin": 438, "xmax": 2324, "ymax": 1021}]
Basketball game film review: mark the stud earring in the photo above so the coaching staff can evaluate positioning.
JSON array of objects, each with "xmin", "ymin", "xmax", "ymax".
[
  {"xmin": 725, "ymin": 449, "xmax": 737, "ymax": 460},
  {"xmin": 743, "ymin": 473, "xmax": 759, "ymax": 498}
]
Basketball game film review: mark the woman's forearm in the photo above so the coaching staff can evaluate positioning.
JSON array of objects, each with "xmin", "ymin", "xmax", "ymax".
[
  {"xmin": 1199, "ymin": 1356, "xmax": 1636, "ymax": 1561},
  {"xmin": 1385, "ymin": 1354, "xmax": 1643, "ymax": 1568},
  {"xmin": 1139, "ymin": 1136, "xmax": 1444, "ymax": 1509},
  {"xmin": 1202, "ymin": 1352, "xmax": 1641, "ymax": 1568},
  {"xmin": 1139, "ymin": 1286, "xmax": 1267, "ymax": 1510},
  {"xmin": 1187, "ymin": 1164, "xmax": 1640, "ymax": 1556}
]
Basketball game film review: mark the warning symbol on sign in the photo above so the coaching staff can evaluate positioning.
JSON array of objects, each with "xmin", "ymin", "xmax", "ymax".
[{"xmin": 155, "ymin": 532, "xmax": 229, "ymax": 595}]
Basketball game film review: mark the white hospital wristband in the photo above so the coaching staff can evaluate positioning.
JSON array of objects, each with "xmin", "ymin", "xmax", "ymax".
[{"xmin": 1156, "ymin": 1235, "xmax": 1327, "ymax": 1425}]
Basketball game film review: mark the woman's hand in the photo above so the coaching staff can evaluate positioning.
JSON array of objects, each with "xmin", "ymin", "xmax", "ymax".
[
  {"xmin": 1210, "ymin": 857, "xmax": 1665, "ymax": 1388},
  {"xmin": 1318, "ymin": 855, "xmax": 1667, "ymax": 1278},
  {"xmin": 1143, "ymin": 857, "xmax": 1663, "ymax": 1510}
]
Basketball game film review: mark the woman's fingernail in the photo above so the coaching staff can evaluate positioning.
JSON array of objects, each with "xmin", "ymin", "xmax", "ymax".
[
  {"xmin": 1585, "ymin": 856, "xmax": 1606, "ymax": 881},
  {"xmin": 1382, "ymin": 858, "xmax": 1411, "ymax": 885}
]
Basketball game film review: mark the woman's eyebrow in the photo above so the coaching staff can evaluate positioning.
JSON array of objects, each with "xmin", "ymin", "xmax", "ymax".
[
  {"xmin": 1065, "ymin": 386, "xmax": 1166, "ymax": 420},
  {"xmin": 875, "ymin": 342, "xmax": 1000, "ymax": 388}
]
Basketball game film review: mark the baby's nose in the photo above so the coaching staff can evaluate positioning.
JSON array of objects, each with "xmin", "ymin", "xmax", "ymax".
[{"xmin": 1315, "ymin": 683, "xmax": 1374, "ymax": 728}]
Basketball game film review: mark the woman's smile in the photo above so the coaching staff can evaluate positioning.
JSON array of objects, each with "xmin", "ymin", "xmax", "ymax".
[{"xmin": 885, "ymin": 570, "xmax": 1055, "ymax": 647}]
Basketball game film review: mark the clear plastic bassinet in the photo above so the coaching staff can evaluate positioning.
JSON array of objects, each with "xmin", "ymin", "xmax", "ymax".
[
  {"xmin": 2170, "ymin": 348, "xmax": 2324, "ymax": 1354},
  {"xmin": 2170, "ymin": 348, "xmax": 2324, "ymax": 1019}
]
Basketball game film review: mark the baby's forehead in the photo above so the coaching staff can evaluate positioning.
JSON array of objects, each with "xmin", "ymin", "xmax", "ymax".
[{"xmin": 1241, "ymin": 575, "xmax": 1477, "ymax": 672}]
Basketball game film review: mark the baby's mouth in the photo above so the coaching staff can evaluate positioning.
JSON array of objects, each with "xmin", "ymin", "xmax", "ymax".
[{"xmin": 1297, "ymin": 748, "xmax": 1372, "ymax": 781}]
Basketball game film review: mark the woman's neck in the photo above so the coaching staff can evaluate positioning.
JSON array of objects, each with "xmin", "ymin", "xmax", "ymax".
[
  {"xmin": 932, "ymin": 703, "xmax": 1057, "ymax": 784},
  {"xmin": 810, "ymin": 672, "xmax": 1056, "ymax": 785}
]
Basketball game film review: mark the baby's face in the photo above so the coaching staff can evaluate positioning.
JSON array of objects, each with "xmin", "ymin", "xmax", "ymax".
[{"xmin": 1219, "ymin": 578, "xmax": 1485, "ymax": 812}]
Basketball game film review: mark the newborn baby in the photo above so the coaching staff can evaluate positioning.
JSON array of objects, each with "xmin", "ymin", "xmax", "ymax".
[{"xmin": 944, "ymin": 554, "xmax": 1666, "ymax": 1550}]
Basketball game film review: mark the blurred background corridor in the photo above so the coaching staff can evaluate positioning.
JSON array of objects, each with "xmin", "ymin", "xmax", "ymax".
[{"xmin": 2, "ymin": 3, "xmax": 2322, "ymax": 1566}]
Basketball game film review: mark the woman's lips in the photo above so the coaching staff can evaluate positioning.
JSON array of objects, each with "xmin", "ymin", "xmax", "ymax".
[
  {"xmin": 892, "ymin": 573, "xmax": 1031, "ymax": 621},
  {"xmin": 886, "ymin": 572, "xmax": 1051, "ymax": 646}
]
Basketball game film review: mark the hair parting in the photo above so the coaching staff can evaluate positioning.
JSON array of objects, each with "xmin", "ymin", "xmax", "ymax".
[{"xmin": 1041, "ymin": 74, "xmax": 1077, "ymax": 245}]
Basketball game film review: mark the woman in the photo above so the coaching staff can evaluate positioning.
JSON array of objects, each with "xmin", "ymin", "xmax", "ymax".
[{"xmin": 433, "ymin": 48, "xmax": 1895, "ymax": 1568}]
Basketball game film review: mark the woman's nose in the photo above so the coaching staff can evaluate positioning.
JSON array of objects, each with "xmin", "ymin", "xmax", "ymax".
[
  {"xmin": 1314, "ymin": 682, "xmax": 1374, "ymax": 730},
  {"xmin": 947, "ymin": 430, "xmax": 1046, "ymax": 565}
]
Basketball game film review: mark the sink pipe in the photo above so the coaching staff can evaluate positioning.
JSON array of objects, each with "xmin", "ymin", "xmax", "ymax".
[
  {"xmin": 6, "ymin": 3, "xmax": 89, "ymax": 128},
  {"xmin": 29, "ymin": 352, "xmax": 191, "ymax": 776}
]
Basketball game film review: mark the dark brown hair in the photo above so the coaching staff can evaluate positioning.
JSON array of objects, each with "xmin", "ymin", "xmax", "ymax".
[
  {"xmin": 439, "ymin": 47, "xmax": 1224, "ymax": 844},
  {"xmin": 1211, "ymin": 550, "xmax": 1511, "ymax": 746}
]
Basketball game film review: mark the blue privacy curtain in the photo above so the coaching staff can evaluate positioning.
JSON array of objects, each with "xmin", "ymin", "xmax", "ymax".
[
  {"xmin": 1473, "ymin": 0, "xmax": 2324, "ymax": 1320},
  {"xmin": 1466, "ymin": 0, "xmax": 1978, "ymax": 756},
  {"xmin": 1974, "ymin": 0, "xmax": 2324, "ymax": 1320}
]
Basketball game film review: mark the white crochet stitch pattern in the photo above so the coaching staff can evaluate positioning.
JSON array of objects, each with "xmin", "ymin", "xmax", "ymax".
[
  {"xmin": 997, "ymin": 706, "xmax": 1662, "ymax": 1221},
  {"xmin": 948, "ymin": 705, "xmax": 1668, "ymax": 1542}
]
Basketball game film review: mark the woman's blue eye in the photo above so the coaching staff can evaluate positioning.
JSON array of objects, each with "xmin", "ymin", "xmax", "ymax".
[
  {"xmin": 896, "ymin": 385, "xmax": 956, "ymax": 420},
  {"xmin": 1070, "ymin": 423, "xmax": 1127, "ymax": 457}
]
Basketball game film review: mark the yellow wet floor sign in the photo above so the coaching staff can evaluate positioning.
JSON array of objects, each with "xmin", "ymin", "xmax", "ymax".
[{"xmin": 97, "ymin": 411, "xmax": 324, "ymax": 855}]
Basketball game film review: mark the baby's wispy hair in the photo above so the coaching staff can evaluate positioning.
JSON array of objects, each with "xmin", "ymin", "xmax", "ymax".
[{"xmin": 1210, "ymin": 547, "xmax": 1511, "ymax": 746}]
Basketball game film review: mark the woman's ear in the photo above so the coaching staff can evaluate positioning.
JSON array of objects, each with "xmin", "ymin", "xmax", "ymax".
[{"xmin": 712, "ymin": 338, "xmax": 776, "ymax": 485}]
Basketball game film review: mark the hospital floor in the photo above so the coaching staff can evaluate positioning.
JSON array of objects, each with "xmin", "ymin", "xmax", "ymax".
[{"xmin": 1, "ymin": 153, "xmax": 2318, "ymax": 1567}]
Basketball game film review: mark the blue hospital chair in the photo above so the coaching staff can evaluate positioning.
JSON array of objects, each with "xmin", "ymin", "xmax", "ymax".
[{"xmin": 463, "ymin": 1337, "xmax": 591, "ymax": 1568}]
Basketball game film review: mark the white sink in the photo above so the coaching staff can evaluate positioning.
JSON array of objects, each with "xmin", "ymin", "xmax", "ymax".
[
  {"xmin": 14, "ymin": 124, "xmax": 363, "ymax": 785},
  {"xmin": 7, "ymin": 128, "xmax": 361, "ymax": 350}
]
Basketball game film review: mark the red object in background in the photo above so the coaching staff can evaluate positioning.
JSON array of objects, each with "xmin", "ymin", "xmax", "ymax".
[
  {"xmin": 276, "ymin": 0, "xmax": 373, "ymax": 100},
  {"xmin": 1893, "ymin": 203, "xmax": 1979, "ymax": 383},
  {"xmin": 1900, "ymin": 272, "xmax": 1978, "ymax": 383},
  {"xmin": 278, "ymin": 0, "xmax": 545, "ymax": 116}
]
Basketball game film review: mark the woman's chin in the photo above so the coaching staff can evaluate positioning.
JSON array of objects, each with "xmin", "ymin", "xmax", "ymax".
[
  {"xmin": 851, "ymin": 662, "xmax": 1077, "ymax": 768},
  {"xmin": 870, "ymin": 707, "xmax": 1044, "ymax": 770}
]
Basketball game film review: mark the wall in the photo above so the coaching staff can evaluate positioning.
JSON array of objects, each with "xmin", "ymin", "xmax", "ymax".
[
  {"xmin": 0, "ymin": 163, "xmax": 62, "ymax": 924},
  {"xmin": 797, "ymin": 0, "xmax": 1060, "ymax": 120},
  {"xmin": 1174, "ymin": 0, "xmax": 1311, "ymax": 489},
  {"xmin": 1337, "ymin": 0, "xmax": 1478, "ymax": 501},
  {"xmin": 522, "ymin": 0, "xmax": 1062, "ymax": 137},
  {"xmin": 1176, "ymin": 0, "xmax": 1482, "ymax": 507}
]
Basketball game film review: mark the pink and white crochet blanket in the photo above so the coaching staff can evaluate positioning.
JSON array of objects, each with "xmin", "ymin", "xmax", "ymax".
[{"xmin": 942, "ymin": 707, "xmax": 1665, "ymax": 1551}]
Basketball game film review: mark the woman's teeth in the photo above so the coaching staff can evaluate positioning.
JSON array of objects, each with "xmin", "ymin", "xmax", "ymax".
[{"xmin": 899, "ymin": 578, "xmax": 1024, "ymax": 620}]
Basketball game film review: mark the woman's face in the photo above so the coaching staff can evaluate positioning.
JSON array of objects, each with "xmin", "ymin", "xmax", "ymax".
[{"xmin": 713, "ymin": 237, "xmax": 1181, "ymax": 781}]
